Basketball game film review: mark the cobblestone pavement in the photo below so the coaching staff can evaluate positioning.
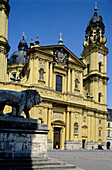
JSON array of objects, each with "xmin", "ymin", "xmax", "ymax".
[{"xmin": 48, "ymin": 150, "xmax": 112, "ymax": 170}]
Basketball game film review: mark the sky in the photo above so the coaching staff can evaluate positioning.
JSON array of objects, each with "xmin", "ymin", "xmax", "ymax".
[{"xmin": 8, "ymin": 0, "xmax": 112, "ymax": 109}]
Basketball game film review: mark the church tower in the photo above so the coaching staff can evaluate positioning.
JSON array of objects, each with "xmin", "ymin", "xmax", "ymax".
[
  {"xmin": 81, "ymin": 9, "xmax": 108, "ymax": 106},
  {"xmin": 0, "ymin": 0, "xmax": 10, "ymax": 81}
]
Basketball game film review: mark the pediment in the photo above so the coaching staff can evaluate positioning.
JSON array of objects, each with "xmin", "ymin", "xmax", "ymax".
[
  {"xmin": 82, "ymin": 125, "xmax": 88, "ymax": 128},
  {"xmin": 38, "ymin": 45, "xmax": 86, "ymax": 68},
  {"xmin": 51, "ymin": 120, "xmax": 65, "ymax": 126}
]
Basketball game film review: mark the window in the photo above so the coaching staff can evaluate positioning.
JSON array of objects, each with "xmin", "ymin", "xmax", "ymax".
[
  {"xmin": 99, "ymin": 62, "xmax": 102, "ymax": 72},
  {"xmin": 74, "ymin": 123, "xmax": 78, "ymax": 133},
  {"xmin": 87, "ymin": 64, "xmax": 90, "ymax": 74},
  {"xmin": 108, "ymin": 130, "xmax": 110, "ymax": 137},
  {"xmin": 56, "ymin": 75, "xmax": 62, "ymax": 92},
  {"xmin": 99, "ymin": 130, "xmax": 101, "ymax": 137},
  {"xmin": 108, "ymin": 122, "xmax": 110, "ymax": 128},
  {"xmin": 75, "ymin": 79, "xmax": 78, "ymax": 89},
  {"xmin": 99, "ymin": 120, "xmax": 101, "ymax": 125},
  {"xmin": 98, "ymin": 93, "xmax": 102, "ymax": 103}
]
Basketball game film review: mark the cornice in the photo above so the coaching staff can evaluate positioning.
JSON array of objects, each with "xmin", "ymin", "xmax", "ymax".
[{"xmin": 81, "ymin": 43, "xmax": 109, "ymax": 57}]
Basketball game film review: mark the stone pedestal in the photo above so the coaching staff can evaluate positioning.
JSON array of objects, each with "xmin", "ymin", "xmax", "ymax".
[{"xmin": 0, "ymin": 116, "xmax": 48, "ymax": 158}]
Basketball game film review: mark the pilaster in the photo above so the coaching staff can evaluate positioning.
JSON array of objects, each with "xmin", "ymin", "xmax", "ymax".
[
  {"xmin": 50, "ymin": 63, "xmax": 52, "ymax": 88},
  {"xmin": 66, "ymin": 111, "xmax": 69, "ymax": 140},
  {"xmin": 48, "ymin": 108, "xmax": 51, "ymax": 139},
  {"xmin": 67, "ymin": 69, "xmax": 70, "ymax": 92}
]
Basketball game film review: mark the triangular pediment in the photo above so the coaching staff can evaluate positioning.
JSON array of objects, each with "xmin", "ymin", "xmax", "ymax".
[{"xmin": 38, "ymin": 45, "xmax": 86, "ymax": 68}]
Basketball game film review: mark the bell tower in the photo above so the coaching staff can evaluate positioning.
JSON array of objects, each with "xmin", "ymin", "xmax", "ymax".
[
  {"xmin": 0, "ymin": 0, "xmax": 10, "ymax": 81},
  {"xmin": 81, "ymin": 9, "xmax": 109, "ymax": 105}
]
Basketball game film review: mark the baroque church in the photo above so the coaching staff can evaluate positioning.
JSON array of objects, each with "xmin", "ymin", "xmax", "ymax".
[{"xmin": 0, "ymin": 0, "xmax": 109, "ymax": 150}]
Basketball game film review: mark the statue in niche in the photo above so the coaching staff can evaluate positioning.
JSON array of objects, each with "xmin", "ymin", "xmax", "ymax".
[
  {"xmin": 0, "ymin": 89, "xmax": 42, "ymax": 118},
  {"xmin": 39, "ymin": 70, "xmax": 43, "ymax": 80}
]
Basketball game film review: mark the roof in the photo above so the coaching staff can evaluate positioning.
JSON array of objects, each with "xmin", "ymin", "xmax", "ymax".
[
  {"xmin": 86, "ymin": 12, "xmax": 105, "ymax": 33},
  {"xmin": 8, "ymin": 37, "xmax": 29, "ymax": 66}
]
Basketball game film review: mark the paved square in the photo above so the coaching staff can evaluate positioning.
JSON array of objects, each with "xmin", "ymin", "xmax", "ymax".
[{"xmin": 48, "ymin": 150, "xmax": 112, "ymax": 170}]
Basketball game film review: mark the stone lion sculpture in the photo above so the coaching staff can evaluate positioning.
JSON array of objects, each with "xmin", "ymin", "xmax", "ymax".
[{"xmin": 0, "ymin": 89, "xmax": 42, "ymax": 118}]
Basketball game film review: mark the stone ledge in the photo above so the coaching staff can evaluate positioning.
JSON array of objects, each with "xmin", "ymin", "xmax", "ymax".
[{"xmin": 0, "ymin": 116, "xmax": 48, "ymax": 131}]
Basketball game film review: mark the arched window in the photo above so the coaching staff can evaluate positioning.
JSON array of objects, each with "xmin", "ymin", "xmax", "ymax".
[
  {"xmin": 74, "ymin": 123, "xmax": 78, "ymax": 134},
  {"xmin": 107, "ymin": 130, "xmax": 110, "ymax": 137},
  {"xmin": 56, "ymin": 75, "xmax": 62, "ymax": 92},
  {"xmin": 99, "ymin": 130, "xmax": 101, "ymax": 137},
  {"xmin": 98, "ymin": 93, "xmax": 102, "ymax": 103},
  {"xmin": 99, "ymin": 120, "xmax": 101, "ymax": 125},
  {"xmin": 99, "ymin": 62, "xmax": 102, "ymax": 72},
  {"xmin": 87, "ymin": 64, "xmax": 90, "ymax": 74}
]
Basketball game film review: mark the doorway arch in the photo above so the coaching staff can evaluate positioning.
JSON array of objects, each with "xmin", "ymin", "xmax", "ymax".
[
  {"xmin": 51, "ymin": 120, "xmax": 65, "ymax": 149},
  {"xmin": 107, "ymin": 141, "xmax": 110, "ymax": 149}
]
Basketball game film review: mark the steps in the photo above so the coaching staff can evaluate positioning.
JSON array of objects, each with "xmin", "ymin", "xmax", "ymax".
[{"xmin": 0, "ymin": 157, "xmax": 77, "ymax": 170}]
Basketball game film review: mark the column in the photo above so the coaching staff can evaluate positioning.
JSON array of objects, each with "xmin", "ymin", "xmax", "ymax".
[
  {"xmin": 102, "ymin": 116, "xmax": 106, "ymax": 142},
  {"xmin": 64, "ymin": 75, "xmax": 67, "ymax": 92},
  {"xmin": 33, "ymin": 58, "xmax": 38, "ymax": 84},
  {"xmin": 66, "ymin": 111, "xmax": 69, "ymax": 140},
  {"xmin": 72, "ymin": 70, "xmax": 74, "ymax": 93},
  {"xmin": 78, "ymin": 113, "xmax": 82, "ymax": 141},
  {"xmin": 95, "ymin": 114, "xmax": 99, "ymax": 141},
  {"xmin": 87, "ymin": 115, "xmax": 91, "ymax": 141},
  {"xmin": 28, "ymin": 55, "xmax": 33, "ymax": 84},
  {"xmin": 67, "ymin": 69, "xmax": 70, "ymax": 92},
  {"xmin": 61, "ymin": 128, "xmax": 65, "ymax": 149},
  {"xmin": 63, "ymin": 111, "xmax": 66, "ymax": 122},
  {"xmin": 48, "ymin": 108, "xmax": 51, "ymax": 139},
  {"xmin": 37, "ymin": 58, "xmax": 39, "ymax": 83},
  {"xmin": 70, "ymin": 112, "xmax": 74, "ymax": 140},
  {"xmin": 50, "ymin": 63, "xmax": 52, "ymax": 88},
  {"xmin": 44, "ymin": 108, "xmax": 48, "ymax": 124},
  {"xmin": 46, "ymin": 61, "xmax": 49, "ymax": 86},
  {"xmin": 80, "ymin": 72, "xmax": 83, "ymax": 94},
  {"xmin": 91, "ymin": 115, "xmax": 94, "ymax": 141},
  {"xmin": 53, "ymin": 73, "xmax": 56, "ymax": 90}
]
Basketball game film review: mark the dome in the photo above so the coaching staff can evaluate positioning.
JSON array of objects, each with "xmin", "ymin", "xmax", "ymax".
[
  {"xmin": 86, "ymin": 12, "xmax": 105, "ymax": 32},
  {"xmin": 18, "ymin": 38, "xmax": 28, "ymax": 51},
  {"xmin": 8, "ymin": 37, "xmax": 29, "ymax": 65}
]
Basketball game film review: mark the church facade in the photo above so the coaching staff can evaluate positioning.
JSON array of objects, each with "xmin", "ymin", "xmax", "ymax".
[{"xmin": 0, "ymin": 0, "xmax": 109, "ymax": 150}]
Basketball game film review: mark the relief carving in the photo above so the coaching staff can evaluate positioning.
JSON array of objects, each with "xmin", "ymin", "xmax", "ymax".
[
  {"xmin": 68, "ymin": 95, "xmax": 82, "ymax": 103},
  {"xmin": 54, "ymin": 112, "xmax": 62, "ymax": 119}
]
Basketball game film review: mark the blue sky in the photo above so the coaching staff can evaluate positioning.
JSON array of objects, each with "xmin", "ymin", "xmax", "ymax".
[{"xmin": 8, "ymin": 0, "xmax": 112, "ymax": 108}]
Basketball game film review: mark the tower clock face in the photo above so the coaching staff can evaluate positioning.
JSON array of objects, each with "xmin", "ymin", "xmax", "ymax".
[{"xmin": 98, "ymin": 53, "xmax": 103, "ymax": 61}]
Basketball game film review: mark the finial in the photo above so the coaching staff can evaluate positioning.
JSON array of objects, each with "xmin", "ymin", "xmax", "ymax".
[
  {"xmin": 23, "ymin": 32, "xmax": 26, "ymax": 39},
  {"xmin": 59, "ymin": 32, "xmax": 62, "ymax": 40},
  {"xmin": 94, "ymin": 1, "xmax": 101, "ymax": 11},
  {"xmin": 30, "ymin": 38, "xmax": 34, "ymax": 46},
  {"xmin": 35, "ymin": 36, "xmax": 40, "ymax": 45},
  {"xmin": 58, "ymin": 32, "xmax": 63, "ymax": 45}
]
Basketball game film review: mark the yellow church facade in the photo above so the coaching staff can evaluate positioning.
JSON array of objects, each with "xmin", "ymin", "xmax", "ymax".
[{"xmin": 0, "ymin": 0, "xmax": 109, "ymax": 150}]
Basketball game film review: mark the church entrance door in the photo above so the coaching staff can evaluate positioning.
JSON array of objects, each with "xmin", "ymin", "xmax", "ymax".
[
  {"xmin": 82, "ymin": 139, "xmax": 86, "ymax": 149},
  {"xmin": 107, "ymin": 141, "xmax": 110, "ymax": 149},
  {"xmin": 53, "ymin": 127, "xmax": 61, "ymax": 149}
]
